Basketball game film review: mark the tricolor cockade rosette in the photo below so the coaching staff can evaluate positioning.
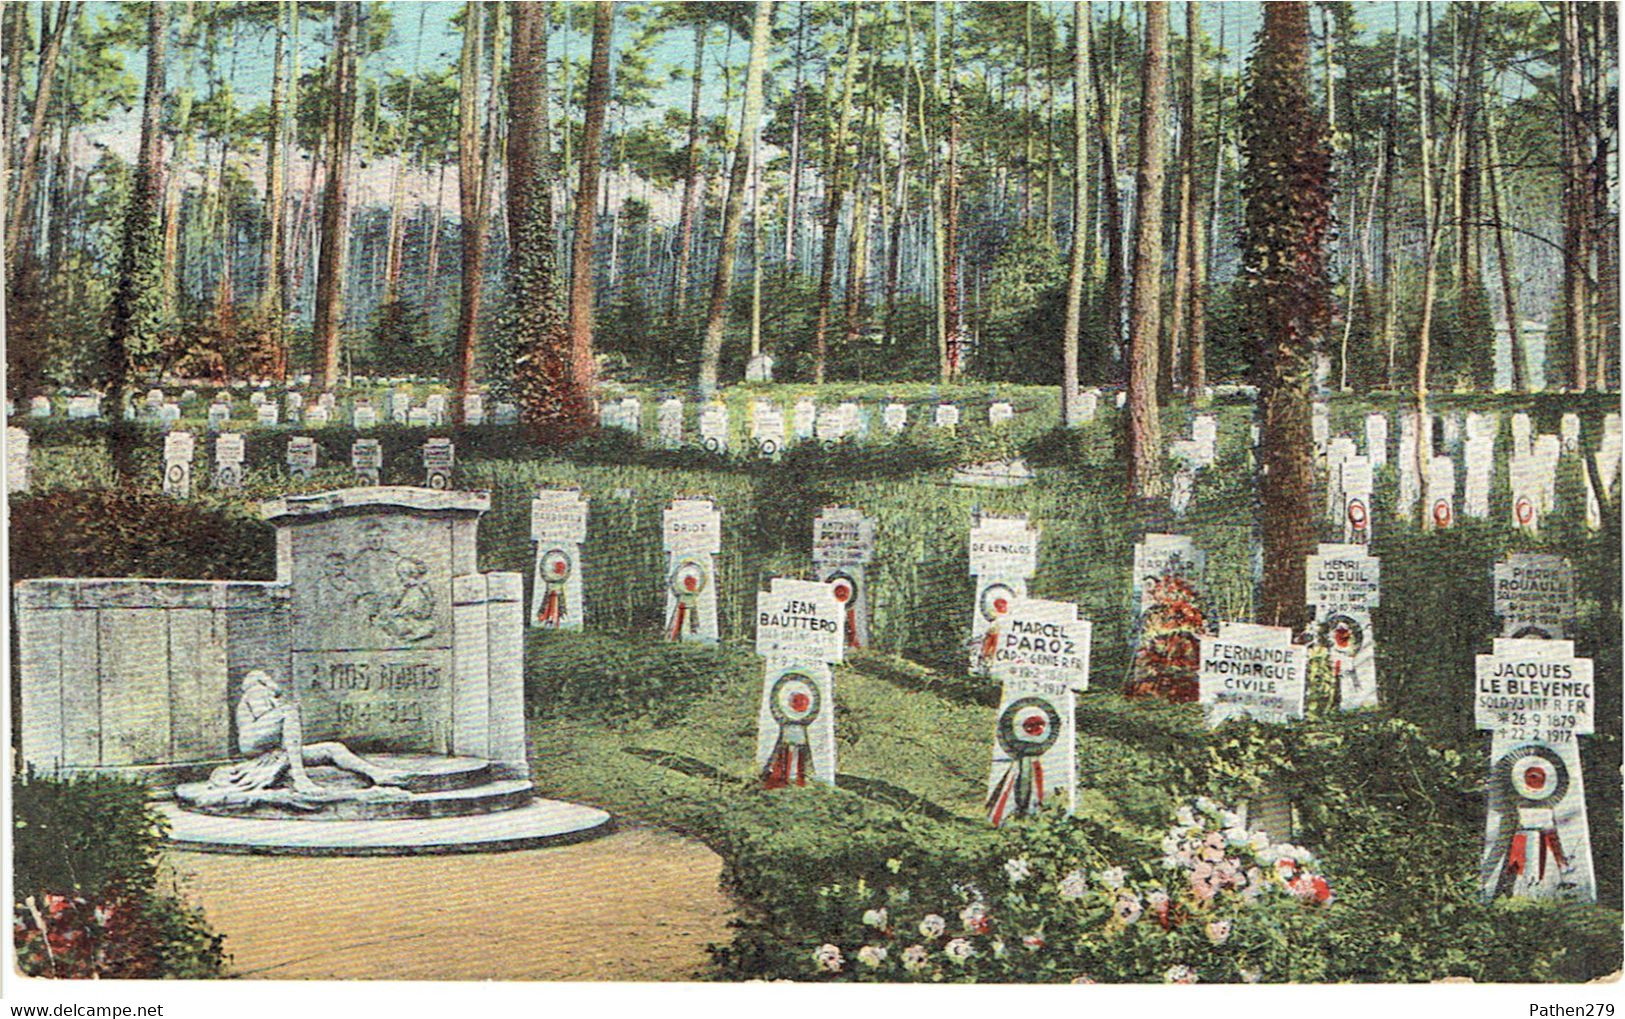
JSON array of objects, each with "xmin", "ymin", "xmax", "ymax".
[
  {"xmin": 828, "ymin": 569, "xmax": 861, "ymax": 649},
  {"xmin": 666, "ymin": 555, "xmax": 708, "ymax": 639},
  {"xmin": 762, "ymin": 670, "xmax": 822, "ymax": 788},
  {"xmin": 976, "ymin": 582, "xmax": 1016, "ymax": 673},
  {"xmin": 1492, "ymin": 744, "xmax": 1572, "ymax": 897},
  {"xmin": 535, "ymin": 546, "xmax": 573, "ymax": 627},
  {"xmin": 986, "ymin": 695, "xmax": 1061, "ymax": 826}
]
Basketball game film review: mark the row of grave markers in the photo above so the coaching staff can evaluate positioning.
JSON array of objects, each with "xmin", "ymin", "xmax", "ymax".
[
  {"xmin": 18, "ymin": 390, "xmax": 518, "ymax": 429},
  {"xmin": 154, "ymin": 432, "xmax": 457, "ymax": 496}
]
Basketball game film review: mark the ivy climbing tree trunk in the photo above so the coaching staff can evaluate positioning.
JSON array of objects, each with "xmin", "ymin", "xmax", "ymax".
[{"xmin": 1243, "ymin": 0, "xmax": 1332, "ymax": 631}]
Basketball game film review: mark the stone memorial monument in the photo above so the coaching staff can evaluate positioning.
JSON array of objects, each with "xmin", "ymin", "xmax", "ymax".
[
  {"xmin": 257, "ymin": 402, "xmax": 280, "ymax": 428},
  {"xmin": 663, "ymin": 497, "xmax": 722, "ymax": 643},
  {"xmin": 29, "ymin": 396, "xmax": 50, "ymax": 418},
  {"xmin": 15, "ymin": 487, "xmax": 609, "ymax": 853},
  {"xmin": 208, "ymin": 402, "xmax": 231, "ymax": 431},
  {"xmin": 530, "ymin": 488, "xmax": 589, "ymax": 630},
  {"xmin": 745, "ymin": 352, "xmax": 775, "ymax": 382},
  {"xmin": 754, "ymin": 578, "xmax": 844, "ymax": 788},
  {"xmin": 988, "ymin": 401, "xmax": 1014, "ymax": 427},
  {"xmin": 1475, "ymin": 638, "xmax": 1595, "ymax": 903},
  {"xmin": 7, "ymin": 426, "xmax": 29, "ymax": 494}
]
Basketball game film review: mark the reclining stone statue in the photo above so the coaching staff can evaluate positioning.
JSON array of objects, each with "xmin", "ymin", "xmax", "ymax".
[{"xmin": 186, "ymin": 670, "xmax": 412, "ymax": 812}]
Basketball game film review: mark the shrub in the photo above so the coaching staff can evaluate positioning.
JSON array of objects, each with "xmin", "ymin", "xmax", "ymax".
[
  {"xmin": 9, "ymin": 488, "xmax": 275, "ymax": 581},
  {"xmin": 13, "ymin": 772, "xmax": 226, "ymax": 978}
]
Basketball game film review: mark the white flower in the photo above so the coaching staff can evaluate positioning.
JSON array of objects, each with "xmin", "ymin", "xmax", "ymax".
[
  {"xmin": 1248, "ymin": 831, "xmax": 1271, "ymax": 853},
  {"xmin": 1058, "ymin": 869, "xmax": 1090, "ymax": 900},
  {"xmin": 1291, "ymin": 845, "xmax": 1315, "ymax": 865},
  {"xmin": 1114, "ymin": 893, "xmax": 1143, "ymax": 925},
  {"xmin": 862, "ymin": 907, "xmax": 889, "ymax": 929},
  {"xmin": 959, "ymin": 901, "xmax": 990, "ymax": 934},
  {"xmin": 1175, "ymin": 806, "xmax": 1198, "ymax": 828},
  {"xmin": 991, "ymin": 939, "xmax": 1009, "ymax": 958},
  {"xmin": 944, "ymin": 938, "xmax": 975, "ymax": 963},
  {"xmin": 1161, "ymin": 834, "xmax": 1181, "ymax": 855},
  {"xmin": 1220, "ymin": 810, "xmax": 1244, "ymax": 829},
  {"xmin": 1205, "ymin": 919, "xmax": 1232, "ymax": 945},
  {"xmin": 1004, "ymin": 857, "xmax": 1032, "ymax": 884},
  {"xmin": 1146, "ymin": 888, "xmax": 1170, "ymax": 910},
  {"xmin": 1240, "ymin": 967, "xmax": 1262, "ymax": 984},
  {"xmin": 1165, "ymin": 964, "xmax": 1199, "ymax": 984},
  {"xmin": 857, "ymin": 945, "xmax": 888, "ymax": 968},
  {"xmin": 1224, "ymin": 826, "xmax": 1251, "ymax": 846},
  {"xmin": 901, "ymin": 944, "xmax": 930, "ymax": 972},
  {"xmin": 1097, "ymin": 866, "xmax": 1126, "ymax": 890},
  {"xmin": 814, "ymin": 944, "xmax": 845, "ymax": 973},
  {"xmin": 919, "ymin": 913, "xmax": 947, "ymax": 938},
  {"xmin": 1194, "ymin": 796, "xmax": 1220, "ymax": 816}
]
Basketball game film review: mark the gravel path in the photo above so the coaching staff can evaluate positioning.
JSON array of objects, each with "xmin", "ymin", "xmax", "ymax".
[{"xmin": 164, "ymin": 825, "xmax": 735, "ymax": 981}]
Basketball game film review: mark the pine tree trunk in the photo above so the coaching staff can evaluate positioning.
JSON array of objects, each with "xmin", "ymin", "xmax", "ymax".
[
  {"xmin": 1091, "ymin": 12, "xmax": 1124, "ymax": 364},
  {"xmin": 312, "ymin": 1, "xmax": 358, "ymax": 391},
  {"xmin": 811, "ymin": 6, "xmax": 862, "ymax": 385},
  {"xmin": 673, "ymin": 22, "xmax": 706, "ymax": 315},
  {"xmin": 1125, "ymin": 2, "xmax": 1169, "ymax": 500},
  {"xmin": 1560, "ymin": 1, "xmax": 1590, "ymax": 391},
  {"xmin": 566, "ymin": 1, "xmax": 613, "ymax": 399},
  {"xmin": 1486, "ymin": 106, "xmax": 1524, "ymax": 394},
  {"xmin": 1061, "ymin": 2, "xmax": 1091, "ymax": 424},
  {"xmin": 261, "ymin": 0, "xmax": 288, "ymax": 320},
  {"xmin": 4, "ymin": 0, "xmax": 74, "ymax": 271},
  {"xmin": 697, "ymin": 1, "xmax": 773, "ymax": 395}
]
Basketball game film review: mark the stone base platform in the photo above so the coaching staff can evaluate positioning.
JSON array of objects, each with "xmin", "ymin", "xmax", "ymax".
[
  {"xmin": 173, "ymin": 754, "xmax": 535, "ymax": 821},
  {"xmin": 157, "ymin": 798, "xmax": 614, "ymax": 856}
]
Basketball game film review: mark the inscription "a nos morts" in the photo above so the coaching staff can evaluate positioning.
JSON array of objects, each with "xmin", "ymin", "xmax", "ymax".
[{"xmin": 310, "ymin": 661, "xmax": 444, "ymax": 692}]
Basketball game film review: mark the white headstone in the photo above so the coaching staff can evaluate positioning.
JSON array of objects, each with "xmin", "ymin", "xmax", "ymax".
[
  {"xmin": 351, "ymin": 438, "xmax": 382, "ymax": 485},
  {"xmin": 881, "ymin": 402, "xmax": 908, "ymax": 434},
  {"xmin": 1475, "ymin": 638, "xmax": 1596, "ymax": 903},
  {"xmin": 286, "ymin": 435, "xmax": 318, "ymax": 480},
  {"xmin": 249, "ymin": 390, "xmax": 267, "ymax": 408},
  {"xmin": 792, "ymin": 399, "xmax": 817, "ymax": 441},
  {"xmin": 463, "ymin": 393, "xmax": 485, "ymax": 426},
  {"xmin": 353, "ymin": 404, "xmax": 377, "ymax": 430},
  {"xmin": 815, "ymin": 405, "xmax": 847, "ymax": 444},
  {"xmin": 425, "ymin": 393, "xmax": 448, "ymax": 426},
  {"xmin": 754, "ymin": 577, "xmax": 844, "ymax": 789},
  {"xmin": 1533, "ymin": 435, "xmax": 1561, "ymax": 513},
  {"xmin": 988, "ymin": 401, "xmax": 1015, "ymax": 427},
  {"xmin": 1510, "ymin": 412, "xmax": 1532, "ymax": 458},
  {"xmin": 531, "ymin": 489, "xmax": 590, "ymax": 631},
  {"xmin": 7, "ymin": 426, "xmax": 28, "ymax": 493},
  {"xmin": 1364, "ymin": 413, "xmax": 1388, "ymax": 467},
  {"xmin": 1077, "ymin": 389, "xmax": 1100, "ymax": 422},
  {"xmin": 305, "ymin": 404, "xmax": 330, "ymax": 428},
  {"xmin": 812, "ymin": 507, "xmax": 877, "ymax": 649},
  {"xmin": 658, "ymin": 398, "xmax": 684, "ymax": 448},
  {"xmin": 213, "ymin": 432, "xmax": 245, "ymax": 490},
  {"xmin": 663, "ymin": 498, "xmax": 723, "ymax": 643},
  {"xmin": 1426, "ymin": 454, "xmax": 1456, "ymax": 529},
  {"xmin": 207, "ymin": 402, "xmax": 231, "ymax": 431},
  {"xmin": 28, "ymin": 396, "xmax": 50, "ymax": 418},
  {"xmin": 1306, "ymin": 543, "xmax": 1381, "ymax": 710},
  {"xmin": 934, "ymin": 403, "xmax": 960, "ymax": 430},
  {"xmin": 745, "ymin": 352, "xmax": 775, "ymax": 382},
  {"xmin": 1198, "ymin": 622, "xmax": 1307, "ymax": 727},
  {"xmin": 1462, "ymin": 436, "xmax": 1495, "ymax": 518},
  {"xmin": 162, "ymin": 431, "xmax": 195, "ymax": 497},
  {"xmin": 493, "ymin": 402, "xmax": 519, "ymax": 426},
  {"xmin": 1510, "ymin": 454, "xmax": 1542, "ymax": 533},
  {"xmin": 1325, "ymin": 436, "xmax": 1359, "ymax": 522},
  {"xmin": 1493, "ymin": 554, "xmax": 1575, "ymax": 640},
  {"xmin": 408, "ymin": 407, "xmax": 432, "ymax": 428},
  {"xmin": 257, "ymin": 402, "xmax": 280, "ymax": 427},
  {"xmin": 285, "ymin": 391, "xmax": 304, "ymax": 416},
  {"xmin": 1340, "ymin": 456, "xmax": 1374, "ymax": 545},
  {"xmin": 1396, "ymin": 415, "xmax": 1419, "ymax": 521},
  {"xmin": 67, "ymin": 395, "xmax": 100, "ymax": 420},
  {"xmin": 968, "ymin": 515, "xmax": 1040, "ymax": 674},
  {"xmin": 1132, "ymin": 533, "xmax": 1206, "ymax": 623},
  {"xmin": 986, "ymin": 672, "xmax": 1077, "ymax": 826},
  {"xmin": 750, "ymin": 400, "xmax": 786, "ymax": 458},
  {"xmin": 422, "ymin": 437, "xmax": 455, "ymax": 489},
  {"xmin": 698, "ymin": 403, "xmax": 730, "ymax": 453}
]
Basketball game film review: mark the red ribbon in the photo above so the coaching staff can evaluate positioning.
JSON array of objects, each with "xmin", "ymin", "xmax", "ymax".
[
  {"xmin": 667, "ymin": 601, "xmax": 689, "ymax": 640},
  {"xmin": 846, "ymin": 606, "xmax": 860, "ymax": 648},
  {"xmin": 537, "ymin": 589, "xmax": 563, "ymax": 626},
  {"xmin": 979, "ymin": 625, "xmax": 1001, "ymax": 669},
  {"xmin": 1506, "ymin": 827, "xmax": 1569, "ymax": 882}
]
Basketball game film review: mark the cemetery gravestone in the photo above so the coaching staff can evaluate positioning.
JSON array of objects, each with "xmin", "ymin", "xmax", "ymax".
[
  {"xmin": 408, "ymin": 407, "xmax": 432, "ymax": 429},
  {"xmin": 840, "ymin": 401, "xmax": 865, "ymax": 437},
  {"xmin": 29, "ymin": 396, "xmax": 50, "ymax": 418},
  {"xmin": 935, "ymin": 403, "xmax": 960, "ymax": 430},
  {"xmin": 812, "ymin": 507, "xmax": 877, "ymax": 648},
  {"xmin": 1560, "ymin": 413, "xmax": 1580, "ymax": 454},
  {"xmin": 208, "ymin": 402, "xmax": 231, "ymax": 431},
  {"xmin": 984, "ymin": 595, "xmax": 1089, "ymax": 827},
  {"xmin": 882, "ymin": 402, "xmax": 908, "ymax": 434},
  {"xmin": 163, "ymin": 431, "xmax": 195, "ymax": 498},
  {"xmin": 425, "ymin": 394, "xmax": 447, "ymax": 426},
  {"xmin": 754, "ymin": 578, "xmax": 843, "ymax": 788},
  {"xmin": 745, "ymin": 352, "xmax": 775, "ymax": 382},
  {"xmin": 67, "ymin": 395, "xmax": 100, "ymax": 420},
  {"xmin": 1364, "ymin": 413, "xmax": 1388, "ymax": 467},
  {"xmin": 698, "ymin": 402, "xmax": 730, "ymax": 454},
  {"xmin": 1132, "ymin": 533, "xmax": 1207, "ymax": 639},
  {"xmin": 530, "ymin": 489, "xmax": 589, "ymax": 631},
  {"xmin": 250, "ymin": 391, "xmax": 267, "ymax": 408},
  {"xmin": 657, "ymin": 398, "xmax": 684, "ymax": 448},
  {"xmin": 792, "ymin": 398, "xmax": 817, "ymax": 442},
  {"xmin": 1396, "ymin": 415, "xmax": 1419, "ymax": 521},
  {"xmin": 1324, "ymin": 436, "xmax": 1358, "ymax": 523},
  {"xmin": 257, "ymin": 402, "xmax": 280, "ymax": 428},
  {"xmin": 1306, "ymin": 543, "xmax": 1381, "ymax": 710},
  {"xmin": 1533, "ymin": 435, "xmax": 1561, "ymax": 513},
  {"xmin": 159, "ymin": 403, "xmax": 181, "ymax": 427},
  {"xmin": 988, "ymin": 401, "xmax": 1015, "ymax": 427},
  {"xmin": 306, "ymin": 405, "xmax": 330, "ymax": 428},
  {"xmin": 663, "ymin": 498, "xmax": 722, "ymax": 644},
  {"xmin": 1077, "ymin": 389, "xmax": 1099, "ymax": 422},
  {"xmin": 967, "ymin": 515, "xmax": 1040, "ymax": 674},
  {"xmin": 286, "ymin": 436, "xmax": 318, "ymax": 481},
  {"xmin": 1475, "ymin": 638, "xmax": 1596, "ymax": 903},
  {"xmin": 463, "ymin": 393, "xmax": 485, "ymax": 426},
  {"xmin": 750, "ymin": 400, "xmax": 785, "ymax": 458},
  {"xmin": 1340, "ymin": 457, "xmax": 1374, "ymax": 545},
  {"xmin": 1510, "ymin": 453, "xmax": 1543, "ymax": 533},
  {"xmin": 286, "ymin": 392, "xmax": 303, "ymax": 418},
  {"xmin": 492, "ymin": 402, "xmax": 519, "ymax": 426},
  {"xmin": 351, "ymin": 438, "xmax": 383, "ymax": 485},
  {"xmin": 815, "ymin": 405, "xmax": 847, "ymax": 445},
  {"xmin": 1463, "ymin": 435, "xmax": 1495, "ymax": 519},
  {"xmin": 1426, "ymin": 455, "xmax": 1456, "ymax": 529},
  {"xmin": 1198, "ymin": 621, "xmax": 1307, "ymax": 727},
  {"xmin": 7, "ymin": 426, "xmax": 28, "ymax": 494},
  {"xmin": 422, "ymin": 437, "xmax": 455, "ymax": 490},
  {"xmin": 214, "ymin": 433, "xmax": 245, "ymax": 490},
  {"xmin": 1511, "ymin": 412, "xmax": 1533, "ymax": 458},
  {"xmin": 1493, "ymin": 553, "xmax": 1575, "ymax": 640}
]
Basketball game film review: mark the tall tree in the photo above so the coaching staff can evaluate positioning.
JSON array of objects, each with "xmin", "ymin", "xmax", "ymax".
[
  {"xmin": 566, "ymin": 1, "xmax": 614, "ymax": 402},
  {"xmin": 507, "ymin": 1, "xmax": 585, "ymax": 443},
  {"xmin": 5, "ymin": 1, "xmax": 77, "ymax": 271},
  {"xmin": 697, "ymin": 0, "xmax": 774, "ymax": 395},
  {"xmin": 1184, "ymin": 1, "xmax": 1208, "ymax": 400},
  {"xmin": 810, "ymin": 5, "xmax": 862, "ymax": 384},
  {"xmin": 1060, "ymin": 1, "xmax": 1090, "ymax": 424},
  {"xmin": 104, "ymin": 1, "xmax": 167, "ymax": 481},
  {"xmin": 671, "ymin": 11, "xmax": 708, "ymax": 316},
  {"xmin": 311, "ymin": 1, "xmax": 358, "ymax": 391},
  {"xmin": 1124, "ymin": 1, "xmax": 1169, "ymax": 500},
  {"xmin": 1090, "ymin": 5, "xmax": 1125, "ymax": 364},
  {"xmin": 1243, "ymin": 0, "xmax": 1332, "ymax": 630},
  {"xmin": 259, "ymin": 0, "xmax": 289, "ymax": 334},
  {"xmin": 1559, "ymin": 0, "xmax": 1590, "ymax": 391}
]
